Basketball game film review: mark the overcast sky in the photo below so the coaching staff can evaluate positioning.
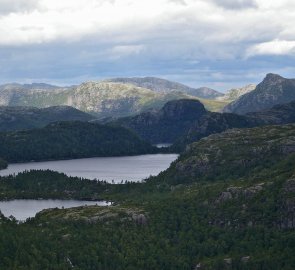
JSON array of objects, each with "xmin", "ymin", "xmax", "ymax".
[{"xmin": 0, "ymin": 0, "xmax": 294, "ymax": 91}]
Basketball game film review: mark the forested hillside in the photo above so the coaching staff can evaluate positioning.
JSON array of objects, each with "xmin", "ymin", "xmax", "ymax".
[
  {"xmin": 0, "ymin": 121, "xmax": 155, "ymax": 163},
  {"xmin": 0, "ymin": 105, "xmax": 94, "ymax": 132}
]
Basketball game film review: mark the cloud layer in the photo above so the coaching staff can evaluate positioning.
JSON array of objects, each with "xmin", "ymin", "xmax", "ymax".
[{"xmin": 0, "ymin": 0, "xmax": 294, "ymax": 90}]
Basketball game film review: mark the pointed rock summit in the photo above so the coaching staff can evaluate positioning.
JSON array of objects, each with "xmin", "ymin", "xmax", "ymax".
[{"xmin": 223, "ymin": 73, "xmax": 295, "ymax": 114}]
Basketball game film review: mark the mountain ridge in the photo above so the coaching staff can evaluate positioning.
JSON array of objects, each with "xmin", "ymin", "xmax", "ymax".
[
  {"xmin": 105, "ymin": 76, "xmax": 224, "ymax": 99},
  {"xmin": 223, "ymin": 73, "xmax": 295, "ymax": 114}
]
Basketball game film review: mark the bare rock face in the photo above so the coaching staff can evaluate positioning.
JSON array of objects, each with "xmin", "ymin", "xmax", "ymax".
[
  {"xmin": 215, "ymin": 184, "xmax": 264, "ymax": 204},
  {"xmin": 223, "ymin": 73, "xmax": 295, "ymax": 114},
  {"xmin": 218, "ymin": 84, "xmax": 256, "ymax": 101}
]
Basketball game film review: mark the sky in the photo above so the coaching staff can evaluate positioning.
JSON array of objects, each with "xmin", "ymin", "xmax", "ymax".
[{"xmin": 0, "ymin": 0, "xmax": 294, "ymax": 91}]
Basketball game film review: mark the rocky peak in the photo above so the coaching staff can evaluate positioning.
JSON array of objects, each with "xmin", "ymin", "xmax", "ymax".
[
  {"xmin": 223, "ymin": 73, "xmax": 295, "ymax": 114},
  {"xmin": 264, "ymin": 73, "xmax": 285, "ymax": 83}
]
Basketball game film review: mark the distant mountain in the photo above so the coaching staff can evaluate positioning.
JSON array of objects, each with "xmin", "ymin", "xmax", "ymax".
[
  {"xmin": 106, "ymin": 77, "xmax": 224, "ymax": 99},
  {"xmin": 111, "ymin": 96, "xmax": 295, "ymax": 151},
  {"xmin": 111, "ymin": 99, "xmax": 208, "ymax": 143},
  {"xmin": 0, "ymin": 121, "xmax": 155, "ymax": 163},
  {"xmin": 223, "ymin": 74, "xmax": 295, "ymax": 114},
  {"xmin": 0, "ymin": 83, "xmax": 64, "ymax": 91},
  {"xmin": 0, "ymin": 81, "xmax": 227, "ymax": 117},
  {"xmin": 175, "ymin": 99, "xmax": 295, "ymax": 150},
  {"xmin": 0, "ymin": 105, "xmax": 94, "ymax": 132},
  {"xmin": 218, "ymin": 84, "xmax": 256, "ymax": 101}
]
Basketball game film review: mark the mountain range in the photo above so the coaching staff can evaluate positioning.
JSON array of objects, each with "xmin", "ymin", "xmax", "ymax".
[
  {"xmin": 0, "ymin": 80, "xmax": 227, "ymax": 117},
  {"xmin": 105, "ymin": 77, "xmax": 224, "ymax": 99}
]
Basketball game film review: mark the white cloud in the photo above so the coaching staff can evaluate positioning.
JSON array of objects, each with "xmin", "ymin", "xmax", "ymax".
[
  {"xmin": 246, "ymin": 39, "xmax": 295, "ymax": 57},
  {"xmin": 0, "ymin": 0, "xmax": 295, "ymax": 87}
]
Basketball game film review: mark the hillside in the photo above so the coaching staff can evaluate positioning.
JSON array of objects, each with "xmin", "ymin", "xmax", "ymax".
[
  {"xmin": 223, "ymin": 74, "xmax": 295, "ymax": 114},
  {"xmin": 0, "ymin": 121, "xmax": 155, "ymax": 163},
  {"xmin": 0, "ymin": 105, "xmax": 94, "ymax": 132},
  {"xmin": 166, "ymin": 124, "xmax": 295, "ymax": 183},
  {"xmin": 105, "ymin": 77, "xmax": 224, "ymax": 99},
  {"xmin": 0, "ymin": 124, "xmax": 294, "ymax": 269}
]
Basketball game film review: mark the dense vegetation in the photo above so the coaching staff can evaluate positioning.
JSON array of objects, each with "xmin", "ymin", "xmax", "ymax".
[
  {"xmin": 0, "ymin": 105, "xmax": 94, "ymax": 132},
  {"xmin": 0, "ymin": 170, "xmax": 109, "ymax": 200},
  {"xmin": 0, "ymin": 121, "xmax": 156, "ymax": 163},
  {"xmin": 0, "ymin": 124, "xmax": 294, "ymax": 269}
]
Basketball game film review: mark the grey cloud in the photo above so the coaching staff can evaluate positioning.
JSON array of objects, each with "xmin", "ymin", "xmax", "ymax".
[
  {"xmin": 0, "ymin": 0, "xmax": 39, "ymax": 15},
  {"xmin": 209, "ymin": 0, "xmax": 257, "ymax": 10}
]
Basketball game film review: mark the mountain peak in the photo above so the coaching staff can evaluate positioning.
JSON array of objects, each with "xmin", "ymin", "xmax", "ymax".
[
  {"xmin": 264, "ymin": 73, "xmax": 285, "ymax": 82},
  {"xmin": 223, "ymin": 73, "xmax": 295, "ymax": 114},
  {"xmin": 161, "ymin": 99, "xmax": 207, "ymax": 120}
]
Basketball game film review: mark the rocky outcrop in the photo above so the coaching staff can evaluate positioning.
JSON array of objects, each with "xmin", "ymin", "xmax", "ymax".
[
  {"xmin": 215, "ymin": 184, "xmax": 265, "ymax": 204},
  {"xmin": 218, "ymin": 84, "xmax": 256, "ymax": 101},
  {"xmin": 37, "ymin": 205, "xmax": 148, "ymax": 226}
]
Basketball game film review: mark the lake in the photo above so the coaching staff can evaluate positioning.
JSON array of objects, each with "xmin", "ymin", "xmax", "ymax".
[
  {"xmin": 154, "ymin": 143, "xmax": 172, "ymax": 148},
  {"xmin": 0, "ymin": 199, "xmax": 110, "ymax": 221},
  {"xmin": 0, "ymin": 154, "xmax": 178, "ymax": 183}
]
